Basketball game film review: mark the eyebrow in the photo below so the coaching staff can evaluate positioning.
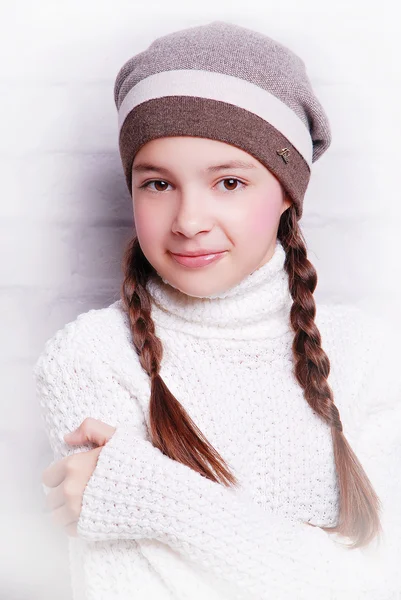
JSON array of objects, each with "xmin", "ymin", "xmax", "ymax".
[{"xmin": 132, "ymin": 160, "xmax": 257, "ymax": 176}]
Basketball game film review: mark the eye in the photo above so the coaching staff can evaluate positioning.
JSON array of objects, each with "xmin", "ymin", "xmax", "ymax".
[
  {"xmin": 216, "ymin": 178, "xmax": 247, "ymax": 192},
  {"xmin": 139, "ymin": 180, "xmax": 171, "ymax": 192}
]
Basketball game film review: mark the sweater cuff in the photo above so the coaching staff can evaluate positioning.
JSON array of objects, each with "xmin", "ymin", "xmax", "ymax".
[{"xmin": 76, "ymin": 425, "xmax": 177, "ymax": 541}]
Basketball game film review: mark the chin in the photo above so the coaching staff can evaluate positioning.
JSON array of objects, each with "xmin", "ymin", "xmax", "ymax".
[
  {"xmin": 173, "ymin": 281, "xmax": 221, "ymax": 298},
  {"xmin": 157, "ymin": 270, "xmax": 224, "ymax": 298},
  {"xmin": 173, "ymin": 274, "xmax": 239, "ymax": 298},
  {"xmin": 182, "ymin": 287, "xmax": 222, "ymax": 299}
]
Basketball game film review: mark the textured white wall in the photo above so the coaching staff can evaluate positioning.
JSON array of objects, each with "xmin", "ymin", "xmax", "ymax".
[{"xmin": 1, "ymin": 1, "xmax": 400, "ymax": 598}]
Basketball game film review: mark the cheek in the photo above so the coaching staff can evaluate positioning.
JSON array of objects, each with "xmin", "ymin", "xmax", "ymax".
[
  {"xmin": 133, "ymin": 205, "xmax": 163, "ymax": 247},
  {"xmin": 247, "ymin": 203, "xmax": 278, "ymax": 237}
]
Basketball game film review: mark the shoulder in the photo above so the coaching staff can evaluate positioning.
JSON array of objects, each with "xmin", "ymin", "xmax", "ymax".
[
  {"xmin": 315, "ymin": 302, "xmax": 399, "ymax": 423},
  {"xmin": 315, "ymin": 302, "xmax": 395, "ymax": 368},
  {"xmin": 315, "ymin": 302, "xmax": 383, "ymax": 353},
  {"xmin": 34, "ymin": 300, "xmax": 115, "ymax": 372},
  {"xmin": 34, "ymin": 299, "xmax": 126, "ymax": 360},
  {"xmin": 33, "ymin": 299, "xmax": 147, "ymax": 388}
]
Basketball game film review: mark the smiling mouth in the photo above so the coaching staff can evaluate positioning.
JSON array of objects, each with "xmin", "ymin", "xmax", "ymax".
[{"xmin": 169, "ymin": 251, "xmax": 227, "ymax": 268}]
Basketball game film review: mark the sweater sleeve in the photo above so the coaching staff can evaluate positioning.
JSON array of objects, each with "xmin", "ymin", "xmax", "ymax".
[
  {"xmin": 33, "ymin": 313, "xmax": 401, "ymax": 600},
  {"xmin": 76, "ymin": 414, "xmax": 401, "ymax": 600}
]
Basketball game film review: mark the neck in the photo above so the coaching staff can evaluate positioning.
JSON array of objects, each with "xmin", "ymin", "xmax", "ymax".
[{"xmin": 145, "ymin": 239, "xmax": 293, "ymax": 341}]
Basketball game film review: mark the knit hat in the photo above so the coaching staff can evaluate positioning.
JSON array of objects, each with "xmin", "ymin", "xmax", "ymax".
[{"xmin": 114, "ymin": 20, "xmax": 332, "ymax": 220}]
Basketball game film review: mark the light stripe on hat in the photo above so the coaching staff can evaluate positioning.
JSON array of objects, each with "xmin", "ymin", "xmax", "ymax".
[{"xmin": 117, "ymin": 69, "xmax": 313, "ymax": 169}]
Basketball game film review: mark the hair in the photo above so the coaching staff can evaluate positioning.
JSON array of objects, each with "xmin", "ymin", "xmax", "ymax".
[{"xmin": 120, "ymin": 199, "xmax": 382, "ymax": 550}]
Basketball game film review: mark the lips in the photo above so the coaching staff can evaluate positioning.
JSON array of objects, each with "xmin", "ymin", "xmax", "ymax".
[
  {"xmin": 170, "ymin": 251, "xmax": 227, "ymax": 268},
  {"xmin": 171, "ymin": 249, "xmax": 226, "ymax": 256}
]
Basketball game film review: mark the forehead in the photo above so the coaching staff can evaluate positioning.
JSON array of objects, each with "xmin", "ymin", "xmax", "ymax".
[
  {"xmin": 132, "ymin": 137, "xmax": 263, "ymax": 176},
  {"xmin": 132, "ymin": 159, "xmax": 259, "ymax": 177}
]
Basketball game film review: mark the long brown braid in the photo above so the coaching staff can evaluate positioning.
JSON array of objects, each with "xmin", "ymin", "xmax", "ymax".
[
  {"xmin": 277, "ymin": 205, "xmax": 382, "ymax": 549},
  {"xmin": 120, "ymin": 203, "xmax": 381, "ymax": 549}
]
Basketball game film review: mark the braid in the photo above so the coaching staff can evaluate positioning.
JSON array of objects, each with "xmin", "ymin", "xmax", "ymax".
[
  {"xmin": 120, "ymin": 236, "xmax": 238, "ymax": 487},
  {"xmin": 278, "ymin": 204, "xmax": 382, "ymax": 548}
]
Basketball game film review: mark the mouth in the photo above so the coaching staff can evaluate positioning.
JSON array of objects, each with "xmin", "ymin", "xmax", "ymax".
[{"xmin": 169, "ymin": 251, "xmax": 227, "ymax": 269}]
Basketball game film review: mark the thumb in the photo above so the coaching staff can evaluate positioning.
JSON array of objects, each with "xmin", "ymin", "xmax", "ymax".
[{"xmin": 64, "ymin": 418, "xmax": 116, "ymax": 447}]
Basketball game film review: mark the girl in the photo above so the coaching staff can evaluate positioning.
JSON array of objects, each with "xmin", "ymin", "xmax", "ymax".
[{"xmin": 34, "ymin": 20, "xmax": 400, "ymax": 600}]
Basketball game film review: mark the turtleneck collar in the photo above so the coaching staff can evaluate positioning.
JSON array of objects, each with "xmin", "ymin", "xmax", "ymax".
[{"xmin": 144, "ymin": 239, "xmax": 294, "ymax": 340}]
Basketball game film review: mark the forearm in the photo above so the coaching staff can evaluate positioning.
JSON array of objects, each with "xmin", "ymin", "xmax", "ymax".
[{"xmin": 77, "ymin": 425, "xmax": 386, "ymax": 599}]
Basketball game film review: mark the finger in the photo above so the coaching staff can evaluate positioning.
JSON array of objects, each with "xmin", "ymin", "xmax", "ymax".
[
  {"xmin": 64, "ymin": 418, "xmax": 116, "ymax": 447},
  {"xmin": 42, "ymin": 456, "xmax": 69, "ymax": 488},
  {"xmin": 45, "ymin": 480, "xmax": 68, "ymax": 512},
  {"xmin": 45, "ymin": 447, "xmax": 102, "ymax": 511},
  {"xmin": 65, "ymin": 522, "xmax": 78, "ymax": 537},
  {"xmin": 49, "ymin": 497, "xmax": 81, "ymax": 529}
]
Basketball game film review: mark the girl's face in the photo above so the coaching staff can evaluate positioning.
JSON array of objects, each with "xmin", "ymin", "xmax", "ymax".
[{"xmin": 131, "ymin": 136, "xmax": 291, "ymax": 298}]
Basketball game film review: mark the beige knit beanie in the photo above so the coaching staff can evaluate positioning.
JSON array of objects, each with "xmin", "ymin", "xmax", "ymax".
[{"xmin": 114, "ymin": 20, "xmax": 332, "ymax": 220}]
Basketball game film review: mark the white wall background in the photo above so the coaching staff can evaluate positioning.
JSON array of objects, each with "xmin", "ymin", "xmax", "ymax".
[{"xmin": 1, "ymin": 1, "xmax": 400, "ymax": 598}]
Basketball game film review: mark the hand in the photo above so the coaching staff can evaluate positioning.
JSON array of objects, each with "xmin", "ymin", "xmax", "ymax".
[{"xmin": 42, "ymin": 418, "xmax": 117, "ymax": 537}]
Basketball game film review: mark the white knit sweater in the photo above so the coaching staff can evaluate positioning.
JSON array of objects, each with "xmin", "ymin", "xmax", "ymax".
[{"xmin": 33, "ymin": 240, "xmax": 401, "ymax": 600}]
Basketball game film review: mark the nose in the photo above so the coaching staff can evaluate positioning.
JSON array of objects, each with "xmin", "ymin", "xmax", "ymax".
[{"xmin": 171, "ymin": 191, "xmax": 214, "ymax": 238}]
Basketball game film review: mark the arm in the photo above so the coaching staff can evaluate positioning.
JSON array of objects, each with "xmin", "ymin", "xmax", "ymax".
[
  {"xmin": 33, "ymin": 315, "xmax": 400, "ymax": 600},
  {"xmin": 77, "ymin": 423, "xmax": 381, "ymax": 600},
  {"xmin": 34, "ymin": 342, "xmax": 398, "ymax": 600}
]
